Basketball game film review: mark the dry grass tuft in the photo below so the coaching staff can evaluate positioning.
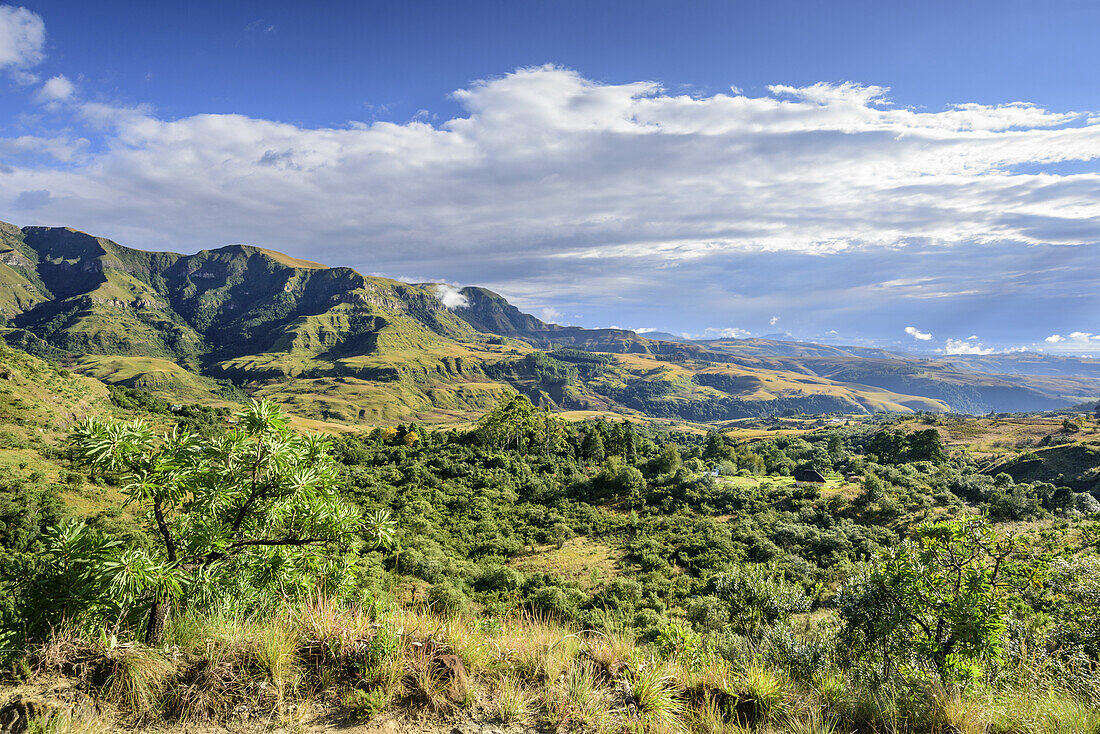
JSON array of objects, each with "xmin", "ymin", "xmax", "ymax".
[
  {"xmin": 631, "ymin": 660, "xmax": 686, "ymax": 734},
  {"xmin": 495, "ymin": 674, "xmax": 535, "ymax": 725},
  {"xmin": 584, "ymin": 630, "xmax": 636, "ymax": 680}
]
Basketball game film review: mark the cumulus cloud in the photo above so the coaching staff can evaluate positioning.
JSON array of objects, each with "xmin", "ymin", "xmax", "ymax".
[
  {"xmin": 769, "ymin": 316, "xmax": 780, "ymax": 325},
  {"xmin": 905, "ymin": 326, "xmax": 933, "ymax": 341},
  {"xmin": 5, "ymin": 67, "xmax": 1100, "ymax": 264},
  {"xmin": 1043, "ymin": 332, "xmax": 1100, "ymax": 351},
  {"xmin": 539, "ymin": 306, "xmax": 563, "ymax": 323},
  {"xmin": 0, "ymin": 5, "xmax": 45, "ymax": 71},
  {"xmin": 431, "ymin": 284, "xmax": 469, "ymax": 310},
  {"xmin": 944, "ymin": 338, "xmax": 994, "ymax": 355},
  {"xmin": 1, "ymin": 64, "xmax": 1100, "ymax": 345},
  {"xmin": 34, "ymin": 74, "xmax": 74, "ymax": 104}
]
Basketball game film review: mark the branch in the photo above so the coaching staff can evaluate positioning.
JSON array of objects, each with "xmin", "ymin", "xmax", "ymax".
[
  {"xmin": 198, "ymin": 535, "xmax": 335, "ymax": 567},
  {"xmin": 152, "ymin": 497, "xmax": 178, "ymax": 564},
  {"xmin": 229, "ymin": 535, "xmax": 334, "ymax": 549}
]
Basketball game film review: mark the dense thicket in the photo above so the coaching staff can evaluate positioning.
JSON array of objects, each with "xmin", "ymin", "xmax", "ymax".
[{"xmin": 1, "ymin": 393, "xmax": 1098, "ymax": 694}]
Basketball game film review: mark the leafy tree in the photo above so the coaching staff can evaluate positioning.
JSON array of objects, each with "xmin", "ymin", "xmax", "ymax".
[
  {"xmin": 867, "ymin": 430, "xmax": 908, "ymax": 465},
  {"xmin": 986, "ymin": 483, "xmax": 1042, "ymax": 521},
  {"xmin": 67, "ymin": 399, "xmax": 391, "ymax": 643},
  {"xmin": 476, "ymin": 393, "xmax": 565, "ymax": 454},
  {"xmin": 907, "ymin": 429, "xmax": 947, "ymax": 464},
  {"xmin": 837, "ymin": 517, "xmax": 1017, "ymax": 682},
  {"xmin": 1045, "ymin": 556, "xmax": 1100, "ymax": 659},
  {"xmin": 581, "ymin": 427, "xmax": 606, "ymax": 463},
  {"xmin": 11, "ymin": 520, "xmax": 176, "ymax": 644},
  {"xmin": 703, "ymin": 431, "xmax": 731, "ymax": 461},
  {"xmin": 700, "ymin": 564, "xmax": 809, "ymax": 634},
  {"xmin": 653, "ymin": 444, "xmax": 682, "ymax": 474}
]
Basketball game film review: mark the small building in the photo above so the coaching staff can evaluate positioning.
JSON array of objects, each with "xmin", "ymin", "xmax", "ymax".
[{"xmin": 794, "ymin": 469, "xmax": 826, "ymax": 485}]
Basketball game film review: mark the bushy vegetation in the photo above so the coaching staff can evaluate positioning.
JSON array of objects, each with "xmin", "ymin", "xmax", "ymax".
[{"xmin": 2, "ymin": 389, "xmax": 1099, "ymax": 732}]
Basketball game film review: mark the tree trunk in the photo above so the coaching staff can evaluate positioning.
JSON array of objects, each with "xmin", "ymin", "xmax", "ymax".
[{"xmin": 145, "ymin": 596, "xmax": 170, "ymax": 646}]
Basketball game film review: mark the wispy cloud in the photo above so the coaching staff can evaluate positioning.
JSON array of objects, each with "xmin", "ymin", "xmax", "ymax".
[
  {"xmin": 704, "ymin": 327, "xmax": 752, "ymax": 338},
  {"xmin": 0, "ymin": 5, "xmax": 45, "ymax": 81}
]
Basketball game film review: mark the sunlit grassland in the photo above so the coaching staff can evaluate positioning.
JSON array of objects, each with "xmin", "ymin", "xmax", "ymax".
[
  {"xmin": 508, "ymin": 536, "xmax": 624, "ymax": 591},
  {"xmin": 17, "ymin": 600, "xmax": 1100, "ymax": 734}
]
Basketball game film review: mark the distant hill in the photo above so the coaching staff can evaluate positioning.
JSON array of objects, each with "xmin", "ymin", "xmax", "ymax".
[
  {"xmin": 944, "ymin": 353, "xmax": 1100, "ymax": 378},
  {"xmin": 2, "ymin": 220, "xmax": 1097, "ymax": 424}
]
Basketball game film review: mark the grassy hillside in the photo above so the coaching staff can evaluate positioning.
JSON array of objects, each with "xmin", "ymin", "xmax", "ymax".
[
  {"xmin": 4, "ymin": 220, "xmax": 1098, "ymax": 425},
  {"xmin": 1, "ymin": 358, "xmax": 1097, "ymax": 733}
]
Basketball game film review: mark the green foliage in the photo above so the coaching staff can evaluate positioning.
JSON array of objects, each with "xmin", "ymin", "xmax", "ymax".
[
  {"xmin": 1, "ymin": 334, "xmax": 1098, "ymax": 729},
  {"xmin": 700, "ymin": 565, "xmax": 810, "ymax": 635},
  {"xmin": 475, "ymin": 393, "xmax": 567, "ymax": 454},
  {"xmin": 654, "ymin": 622, "xmax": 704, "ymax": 667},
  {"xmin": 12, "ymin": 519, "xmax": 177, "ymax": 642},
  {"xmin": 58, "ymin": 399, "xmax": 377, "ymax": 641},
  {"xmin": 1044, "ymin": 556, "xmax": 1100, "ymax": 659},
  {"xmin": 427, "ymin": 580, "xmax": 469, "ymax": 617},
  {"xmin": 867, "ymin": 428, "xmax": 947, "ymax": 465},
  {"xmin": 837, "ymin": 516, "xmax": 1016, "ymax": 682}
]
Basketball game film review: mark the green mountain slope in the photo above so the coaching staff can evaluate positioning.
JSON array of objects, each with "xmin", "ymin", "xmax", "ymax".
[{"xmin": 2, "ymin": 220, "xmax": 1097, "ymax": 423}]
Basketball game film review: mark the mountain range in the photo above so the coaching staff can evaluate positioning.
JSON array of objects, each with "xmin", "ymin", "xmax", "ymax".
[{"xmin": 1, "ymin": 220, "xmax": 1098, "ymax": 424}]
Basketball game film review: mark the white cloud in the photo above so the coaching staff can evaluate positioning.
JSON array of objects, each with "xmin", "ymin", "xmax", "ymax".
[
  {"xmin": 704, "ymin": 327, "xmax": 752, "ymax": 338},
  {"xmin": 0, "ymin": 5, "xmax": 44, "ymax": 71},
  {"xmin": 34, "ymin": 74, "xmax": 74, "ymax": 104},
  {"xmin": 769, "ymin": 315, "xmax": 780, "ymax": 325},
  {"xmin": 431, "ymin": 284, "xmax": 468, "ymax": 309},
  {"xmin": 6, "ymin": 67, "xmax": 1100, "ymax": 264},
  {"xmin": 905, "ymin": 326, "xmax": 933, "ymax": 341},
  {"xmin": 3, "ymin": 66, "xmax": 1100, "ymax": 336},
  {"xmin": 634, "ymin": 327, "xmax": 657, "ymax": 333},
  {"xmin": 1040, "ymin": 332, "xmax": 1100, "ymax": 352},
  {"xmin": 944, "ymin": 338, "xmax": 993, "ymax": 355},
  {"xmin": 967, "ymin": 335, "xmax": 979, "ymax": 340},
  {"xmin": 539, "ymin": 306, "xmax": 562, "ymax": 323}
]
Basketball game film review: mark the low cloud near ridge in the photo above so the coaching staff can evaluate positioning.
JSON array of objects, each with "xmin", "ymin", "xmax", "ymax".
[{"xmin": 432, "ymin": 284, "xmax": 469, "ymax": 310}]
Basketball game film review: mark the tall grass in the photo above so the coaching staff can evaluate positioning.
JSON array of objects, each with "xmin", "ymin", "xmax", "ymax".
[{"xmin": 16, "ymin": 599, "xmax": 1100, "ymax": 734}]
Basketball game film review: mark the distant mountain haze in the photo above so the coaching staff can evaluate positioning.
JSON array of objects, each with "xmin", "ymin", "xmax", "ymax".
[{"xmin": 1, "ymin": 221, "xmax": 1097, "ymax": 423}]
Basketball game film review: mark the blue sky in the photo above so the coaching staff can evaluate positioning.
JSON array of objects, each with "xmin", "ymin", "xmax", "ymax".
[{"xmin": 1, "ymin": 0, "xmax": 1098, "ymax": 355}]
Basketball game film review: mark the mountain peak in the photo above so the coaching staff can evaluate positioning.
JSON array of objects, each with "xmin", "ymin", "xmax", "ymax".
[{"xmin": 200, "ymin": 243, "xmax": 330, "ymax": 270}]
